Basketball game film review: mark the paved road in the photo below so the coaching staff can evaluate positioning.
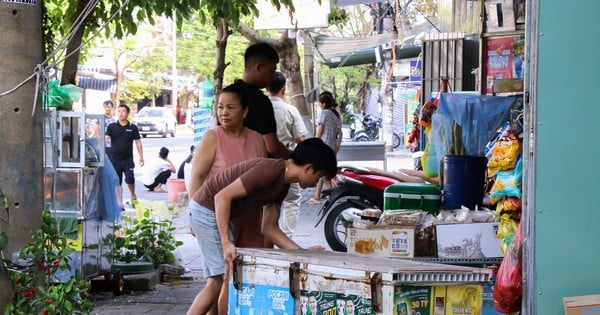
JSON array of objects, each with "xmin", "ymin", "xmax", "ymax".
[{"xmin": 90, "ymin": 126, "xmax": 413, "ymax": 314}]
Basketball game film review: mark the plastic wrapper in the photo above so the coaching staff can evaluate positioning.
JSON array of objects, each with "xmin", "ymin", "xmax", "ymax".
[
  {"xmin": 376, "ymin": 210, "xmax": 425, "ymax": 226},
  {"xmin": 494, "ymin": 221, "xmax": 523, "ymax": 313},
  {"xmin": 490, "ymin": 158, "xmax": 523, "ymax": 204},
  {"xmin": 434, "ymin": 208, "xmax": 496, "ymax": 224},
  {"xmin": 429, "ymin": 93, "xmax": 519, "ymax": 174},
  {"xmin": 487, "ymin": 134, "xmax": 520, "ymax": 171},
  {"xmin": 496, "ymin": 213, "xmax": 519, "ymax": 240},
  {"xmin": 44, "ymin": 80, "xmax": 83, "ymax": 111}
]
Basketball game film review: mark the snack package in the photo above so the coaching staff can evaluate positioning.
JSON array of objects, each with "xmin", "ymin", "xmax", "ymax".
[{"xmin": 487, "ymin": 133, "xmax": 520, "ymax": 171}]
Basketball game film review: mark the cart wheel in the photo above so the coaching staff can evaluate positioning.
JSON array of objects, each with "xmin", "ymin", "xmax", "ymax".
[{"xmin": 111, "ymin": 271, "xmax": 125, "ymax": 296}]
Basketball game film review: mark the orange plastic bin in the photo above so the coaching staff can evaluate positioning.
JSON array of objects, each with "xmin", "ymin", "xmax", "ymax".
[{"xmin": 167, "ymin": 178, "xmax": 186, "ymax": 202}]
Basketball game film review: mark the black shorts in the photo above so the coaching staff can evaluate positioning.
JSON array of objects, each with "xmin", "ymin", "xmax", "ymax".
[{"xmin": 112, "ymin": 163, "xmax": 135, "ymax": 185}]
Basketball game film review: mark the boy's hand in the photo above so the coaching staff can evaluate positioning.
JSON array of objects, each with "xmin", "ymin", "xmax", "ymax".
[
  {"xmin": 222, "ymin": 241, "xmax": 237, "ymax": 271},
  {"xmin": 307, "ymin": 245, "xmax": 325, "ymax": 251}
]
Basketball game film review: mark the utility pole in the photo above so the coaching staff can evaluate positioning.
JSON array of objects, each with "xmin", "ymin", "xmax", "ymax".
[
  {"xmin": 171, "ymin": 16, "xmax": 178, "ymax": 109},
  {"xmin": 0, "ymin": 1, "xmax": 44, "ymax": 309}
]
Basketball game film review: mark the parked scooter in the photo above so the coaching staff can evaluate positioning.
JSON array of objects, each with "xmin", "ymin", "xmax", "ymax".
[
  {"xmin": 352, "ymin": 114, "xmax": 402, "ymax": 149},
  {"xmin": 315, "ymin": 164, "xmax": 425, "ymax": 251}
]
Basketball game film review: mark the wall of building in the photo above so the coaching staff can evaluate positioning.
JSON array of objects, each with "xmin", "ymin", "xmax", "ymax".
[{"xmin": 531, "ymin": 0, "xmax": 600, "ymax": 313}]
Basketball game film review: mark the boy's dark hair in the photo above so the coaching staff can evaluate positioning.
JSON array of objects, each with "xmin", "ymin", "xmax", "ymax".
[
  {"xmin": 159, "ymin": 147, "xmax": 169, "ymax": 159},
  {"xmin": 291, "ymin": 138, "xmax": 337, "ymax": 180},
  {"xmin": 244, "ymin": 42, "xmax": 279, "ymax": 69},
  {"xmin": 222, "ymin": 80, "xmax": 250, "ymax": 109},
  {"xmin": 118, "ymin": 104, "xmax": 131, "ymax": 114},
  {"xmin": 268, "ymin": 71, "xmax": 286, "ymax": 94}
]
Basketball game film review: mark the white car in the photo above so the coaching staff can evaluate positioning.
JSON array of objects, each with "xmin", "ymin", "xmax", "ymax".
[{"xmin": 133, "ymin": 107, "xmax": 177, "ymax": 138}]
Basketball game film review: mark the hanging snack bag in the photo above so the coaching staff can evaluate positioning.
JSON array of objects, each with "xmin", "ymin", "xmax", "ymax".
[
  {"xmin": 490, "ymin": 158, "xmax": 523, "ymax": 204},
  {"xmin": 488, "ymin": 133, "xmax": 520, "ymax": 172}
]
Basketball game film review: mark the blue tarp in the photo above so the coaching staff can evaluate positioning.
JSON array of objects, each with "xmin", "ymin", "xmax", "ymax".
[{"xmin": 428, "ymin": 93, "xmax": 519, "ymax": 175}]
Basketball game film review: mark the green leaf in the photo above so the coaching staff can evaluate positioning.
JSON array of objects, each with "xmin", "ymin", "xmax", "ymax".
[{"xmin": 0, "ymin": 232, "xmax": 7, "ymax": 250}]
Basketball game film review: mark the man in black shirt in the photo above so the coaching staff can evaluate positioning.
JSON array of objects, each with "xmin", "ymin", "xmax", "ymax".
[
  {"xmin": 241, "ymin": 42, "xmax": 290, "ymax": 159},
  {"xmin": 105, "ymin": 104, "xmax": 145, "ymax": 209}
]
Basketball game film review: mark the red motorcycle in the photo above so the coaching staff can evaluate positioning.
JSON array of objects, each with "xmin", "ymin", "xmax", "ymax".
[{"xmin": 315, "ymin": 164, "xmax": 423, "ymax": 251}]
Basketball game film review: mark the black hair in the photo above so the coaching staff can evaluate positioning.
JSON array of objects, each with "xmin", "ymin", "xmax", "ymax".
[
  {"xmin": 221, "ymin": 80, "xmax": 250, "ymax": 109},
  {"xmin": 103, "ymin": 100, "xmax": 114, "ymax": 107},
  {"xmin": 190, "ymin": 145, "xmax": 195, "ymax": 152},
  {"xmin": 290, "ymin": 138, "xmax": 337, "ymax": 180},
  {"xmin": 118, "ymin": 104, "xmax": 131, "ymax": 114},
  {"xmin": 244, "ymin": 42, "xmax": 279, "ymax": 70},
  {"xmin": 318, "ymin": 91, "xmax": 339, "ymax": 119},
  {"xmin": 268, "ymin": 71, "xmax": 286, "ymax": 94},
  {"xmin": 159, "ymin": 147, "xmax": 169, "ymax": 159}
]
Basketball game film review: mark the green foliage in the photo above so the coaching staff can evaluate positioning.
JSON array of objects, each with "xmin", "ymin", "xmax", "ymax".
[
  {"xmin": 0, "ymin": 189, "xmax": 8, "ymax": 251},
  {"xmin": 321, "ymin": 64, "xmax": 378, "ymax": 108},
  {"xmin": 177, "ymin": 15, "xmax": 249, "ymax": 84},
  {"xmin": 4, "ymin": 210, "xmax": 92, "ymax": 315},
  {"xmin": 328, "ymin": 7, "xmax": 349, "ymax": 28},
  {"xmin": 113, "ymin": 210, "xmax": 183, "ymax": 267}
]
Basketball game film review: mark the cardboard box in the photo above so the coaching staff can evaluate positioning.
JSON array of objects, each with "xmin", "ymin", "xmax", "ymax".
[
  {"xmin": 564, "ymin": 294, "xmax": 600, "ymax": 315},
  {"xmin": 347, "ymin": 226, "xmax": 415, "ymax": 258},
  {"xmin": 432, "ymin": 285, "xmax": 484, "ymax": 315},
  {"xmin": 435, "ymin": 222, "xmax": 504, "ymax": 259}
]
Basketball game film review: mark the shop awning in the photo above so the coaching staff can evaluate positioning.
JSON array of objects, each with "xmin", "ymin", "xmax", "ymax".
[{"xmin": 77, "ymin": 77, "xmax": 117, "ymax": 93}]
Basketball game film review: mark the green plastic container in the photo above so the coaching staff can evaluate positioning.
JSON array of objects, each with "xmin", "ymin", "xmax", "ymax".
[{"xmin": 383, "ymin": 182, "xmax": 441, "ymax": 214}]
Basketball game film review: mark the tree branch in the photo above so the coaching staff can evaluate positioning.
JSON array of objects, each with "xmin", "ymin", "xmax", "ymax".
[{"xmin": 234, "ymin": 21, "xmax": 283, "ymax": 49}]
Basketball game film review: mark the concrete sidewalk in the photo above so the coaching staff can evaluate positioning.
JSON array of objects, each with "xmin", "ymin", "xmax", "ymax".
[{"xmin": 90, "ymin": 150, "xmax": 414, "ymax": 314}]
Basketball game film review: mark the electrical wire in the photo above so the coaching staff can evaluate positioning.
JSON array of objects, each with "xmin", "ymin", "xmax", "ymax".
[{"xmin": 0, "ymin": 0, "xmax": 132, "ymax": 115}]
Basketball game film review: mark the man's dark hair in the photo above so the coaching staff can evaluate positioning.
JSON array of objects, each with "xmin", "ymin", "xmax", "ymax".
[
  {"xmin": 222, "ymin": 80, "xmax": 250, "ymax": 109},
  {"xmin": 118, "ymin": 104, "xmax": 131, "ymax": 114},
  {"xmin": 159, "ymin": 147, "xmax": 169, "ymax": 159},
  {"xmin": 244, "ymin": 42, "xmax": 279, "ymax": 69},
  {"xmin": 291, "ymin": 138, "xmax": 337, "ymax": 180},
  {"xmin": 190, "ymin": 145, "xmax": 195, "ymax": 153},
  {"xmin": 103, "ymin": 100, "xmax": 114, "ymax": 107},
  {"xmin": 268, "ymin": 71, "xmax": 286, "ymax": 94}
]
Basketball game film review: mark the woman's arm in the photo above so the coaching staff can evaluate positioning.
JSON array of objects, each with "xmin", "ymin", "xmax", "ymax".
[{"xmin": 189, "ymin": 130, "xmax": 217, "ymax": 196}]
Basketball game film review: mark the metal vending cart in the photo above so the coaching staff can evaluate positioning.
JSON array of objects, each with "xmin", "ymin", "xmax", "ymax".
[
  {"xmin": 229, "ymin": 248, "xmax": 492, "ymax": 315},
  {"xmin": 40, "ymin": 109, "xmax": 122, "ymax": 293}
]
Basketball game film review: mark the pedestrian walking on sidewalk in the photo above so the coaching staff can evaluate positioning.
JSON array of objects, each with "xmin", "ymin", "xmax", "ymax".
[
  {"xmin": 105, "ymin": 104, "xmax": 144, "ymax": 209},
  {"xmin": 308, "ymin": 91, "xmax": 342, "ymax": 204},
  {"xmin": 186, "ymin": 138, "xmax": 337, "ymax": 315}
]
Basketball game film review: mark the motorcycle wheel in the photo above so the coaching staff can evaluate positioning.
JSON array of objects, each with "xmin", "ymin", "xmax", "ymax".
[
  {"xmin": 392, "ymin": 133, "xmax": 402, "ymax": 149},
  {"xmin": 324, "ymin": 200, "xmax": 366, "ymax": 252},
  {"xmin": 354, "ymin": 132, "xmax": 370, "ymax": 142}
]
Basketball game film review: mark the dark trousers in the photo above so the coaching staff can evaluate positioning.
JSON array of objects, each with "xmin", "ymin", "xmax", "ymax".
[{"xmin": 144, "ymin": 170, "xmax": 171, "ymax": 190}]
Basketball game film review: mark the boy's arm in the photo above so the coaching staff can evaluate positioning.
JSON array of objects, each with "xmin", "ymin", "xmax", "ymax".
[
  {"xmin": 261, "ymin": 203, "xmax": 301, "ymax": 249},
  {"xmin": 214, "ymin": 179, "xmax": 248, "ymax": 271},
  {"xmin": 262, "ymin": 204, "xmax": 326, "ymax": 251}
]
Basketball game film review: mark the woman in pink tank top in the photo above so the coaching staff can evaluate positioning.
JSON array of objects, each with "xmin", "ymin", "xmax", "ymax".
[{"xmin": 188, "ymin": 80, "xmax": 267, "ymax": 314}]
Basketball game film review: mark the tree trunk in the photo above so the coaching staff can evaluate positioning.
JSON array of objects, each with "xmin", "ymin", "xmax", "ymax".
[
  {"xmin": 60, "ymin": 0, "xmax": 92, "ymax": 85},
  {"xmin": 276, "ymin": 32, "xmax": 307, "ymax": 116},
  {"xmin": 0, "ymin": 2, "xmax": 44, "ymax": 309},
  {"xmin": 213, "ymin": 18, "xmax": 230, "ymax": 113}
]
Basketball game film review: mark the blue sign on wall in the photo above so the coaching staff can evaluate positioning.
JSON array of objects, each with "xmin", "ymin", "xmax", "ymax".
[{"xmin": 229, "ymin": 283, "xmax": 295, "ymax": 315}]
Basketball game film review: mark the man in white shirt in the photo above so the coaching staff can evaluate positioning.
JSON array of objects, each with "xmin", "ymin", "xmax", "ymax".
[
  {"xmin": 142, "ymin": 147, "xmax": 175, "ymax": 192},
  {"xmin": 267, "ymin": 71, "xmax": 308, "ymax": 236}
]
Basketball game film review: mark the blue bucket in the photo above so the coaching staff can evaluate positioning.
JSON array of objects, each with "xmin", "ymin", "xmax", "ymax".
[{"xmin": 443, "ymin": 155, "xmax": 487, "ymax": 209}]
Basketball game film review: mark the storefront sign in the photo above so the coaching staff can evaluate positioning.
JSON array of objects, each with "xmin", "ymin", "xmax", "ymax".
[
  {"xmin": 485, "ymin": 37, "xmax": 514, "ymax": 94},
  {"xmin": 409, "ymin": 60, "xmax": 422, "ymax": 84}
]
